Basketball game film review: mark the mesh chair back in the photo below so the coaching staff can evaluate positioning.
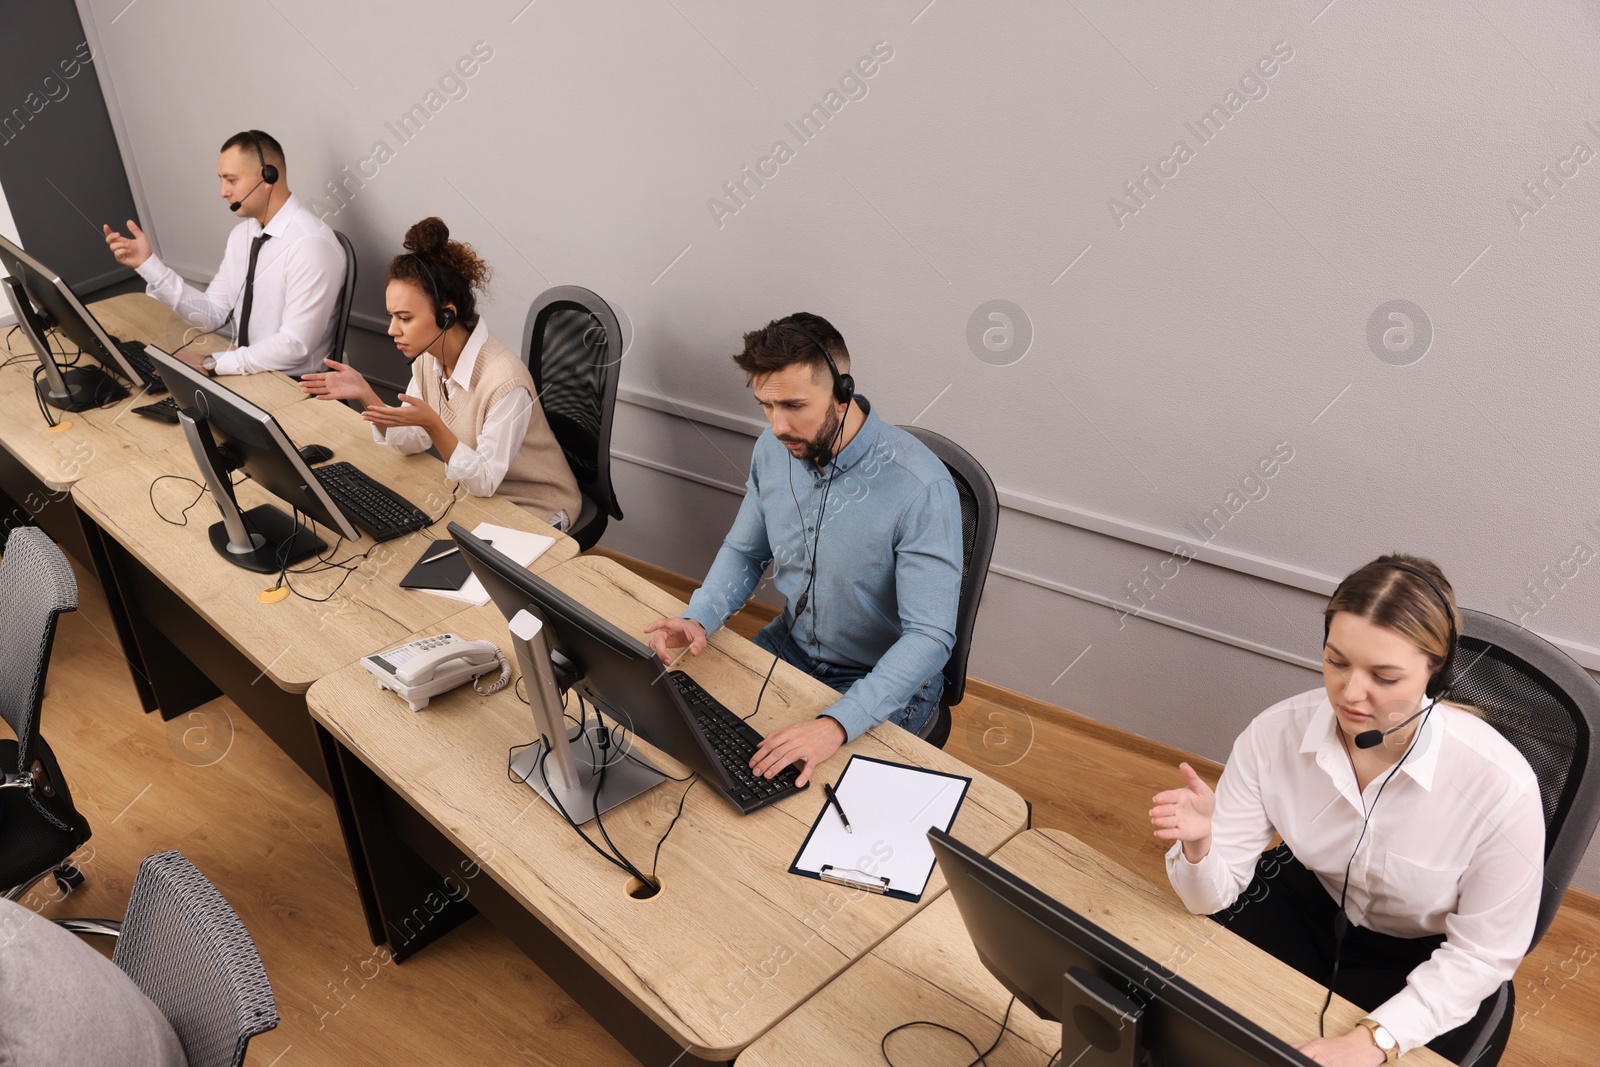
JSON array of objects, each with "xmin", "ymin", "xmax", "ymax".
[
  {"xmin": 899, "ymin": 427, "xmax": 998, "ymax": 707},
  {"xmin": 331, "ymin": 231, "xmax": 357, "ymax": 365},
  {"xmin": 113, "ymin": 851, "xmax": 278, "ymax": 1067},
  {"xmin": 520, "ymin": 286, "xmax": 625, "ymax": 520},
  {"xmin": 0, "ymin": 527, "xmax": 78, "ymax": 766},
  {"xmin": 1452, "ymin": 609, "xmax": 1600, "ymax": 948}
]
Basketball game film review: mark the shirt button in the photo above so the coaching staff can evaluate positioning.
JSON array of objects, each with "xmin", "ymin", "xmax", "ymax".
[{"xmin": 807, "ymin": 526, "xmax": 814, "ymax": 533}]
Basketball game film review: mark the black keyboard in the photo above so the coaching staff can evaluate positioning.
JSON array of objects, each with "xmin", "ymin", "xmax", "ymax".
[
  {"xmin": 670, "ymin": 671, "xmax": 805, "ymax": 814},
  {"xmin": 110, "ymin": 337, "xmax": 168, "ymax": 394},
  {"xmin": 132, "ymin": 397, "xmax": 181, "ymax": 423},
  {"xmin": 311, "ymin": 462, "xmax": 430, "ymax": 542}
]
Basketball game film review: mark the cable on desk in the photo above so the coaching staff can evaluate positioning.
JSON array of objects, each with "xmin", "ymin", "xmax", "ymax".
[
  {"xmin": 650, "ymin": 777, "xmax": 698, "ymax": 880},
  {"xmin": 427, "ymin": 482, "xmax": 463, "ymax": 528},
  {"xmin": 881, "ymin": 995, "xmax": 1019, "ymax": 1067},
  {"xmin": 149, "ymin": 474, "xmax": 209, "ymax": 526}
]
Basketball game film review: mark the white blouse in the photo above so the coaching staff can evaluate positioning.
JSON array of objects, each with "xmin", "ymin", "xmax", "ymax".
[
  {"xmin": 372, "ymin": 319, "xmax": 534, "ymax": 500},
  {"xmin": 1166, "ymin": 688, "xmax": 1544, "ymax": 1055}
]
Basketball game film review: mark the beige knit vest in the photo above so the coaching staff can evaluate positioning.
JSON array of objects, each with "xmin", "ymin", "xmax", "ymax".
[{"xmin": 416, "ymin": 331, "xmax": 581, "ymax": 523}]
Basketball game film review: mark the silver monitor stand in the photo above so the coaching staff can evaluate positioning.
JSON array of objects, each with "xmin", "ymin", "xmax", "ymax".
[{"xmin": 506, "ymin": 609, "xmax": 664, "ymax": 823}]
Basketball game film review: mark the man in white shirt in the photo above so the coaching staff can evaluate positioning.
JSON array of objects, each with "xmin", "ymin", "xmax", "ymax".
[{"xmin": 102, "ymin": 130, "xmax": 346, "ymax": 377}]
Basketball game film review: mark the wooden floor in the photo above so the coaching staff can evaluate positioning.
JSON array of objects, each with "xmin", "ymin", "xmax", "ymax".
[{"xmin": 17, "ymin": 548, "xmax": 1599, "ymax": 1065}]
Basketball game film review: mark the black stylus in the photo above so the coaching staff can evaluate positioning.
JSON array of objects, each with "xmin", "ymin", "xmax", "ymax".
[{"xmin": 823, "ymin": 782, "xmax": 852, "ymax": 833}]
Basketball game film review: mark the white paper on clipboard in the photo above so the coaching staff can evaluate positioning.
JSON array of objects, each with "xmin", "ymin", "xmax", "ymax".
[
  {"xmin": 421, "ymin": 522, "xmax": 556, "ymax": 605},
  {"xmin": 789, "ymin": 755, "xmax": 971, "ymax": 903}
]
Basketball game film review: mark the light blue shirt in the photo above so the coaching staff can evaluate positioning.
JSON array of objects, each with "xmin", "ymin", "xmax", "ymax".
[{"xmin": 682, "ymin": 399, "xmax": 962, "ymax": 741}]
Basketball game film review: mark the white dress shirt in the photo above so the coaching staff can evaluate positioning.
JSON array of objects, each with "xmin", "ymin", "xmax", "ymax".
[
  {"xmin": 373, "ymin": 319, "xmax": 536, "ymax": 501},
  {"xmin": 1166, "ymin": 689, "xmax": 1544, "ymax": 1055},
  {"xmin": 135, "ymin": 194, "xmax": 346, "ymax": 377}
]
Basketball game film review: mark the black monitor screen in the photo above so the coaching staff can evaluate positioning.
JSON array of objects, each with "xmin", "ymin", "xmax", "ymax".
[
  {"xmin": 928, "ymin": 828, "xmax": 1313, "ymax": 1067},
  {"xmin": 0, "ymin": 233, "xmax": 137, "ymax": 381},
  {"xmin": 147, "ymin": 346, "xmax": 358, "ymax": 542},
  {"xmin": 447, "ymin": 522, "xmax": 732, "ymax": 791}
]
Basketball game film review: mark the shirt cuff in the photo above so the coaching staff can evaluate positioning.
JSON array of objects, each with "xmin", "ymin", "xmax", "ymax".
[
  {"xmin": 679, "ymin": 605, "xmax": 723, "ymax": 640},
  {"xmin": 1164, "ymin": 840, "xmax": 1226, "ymax": 914},
  {"xmin": 208, "ymin": 351, "xmax": 244, "ymax": 376},
  {"xmin": 820, "ymin": 695, "xmax": 875, "ymax": 743},
  {"xmin": 134, "ymin": 253, "xmax": 170, "ymax": 287}
]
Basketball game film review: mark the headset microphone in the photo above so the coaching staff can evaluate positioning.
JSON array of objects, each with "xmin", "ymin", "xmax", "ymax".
[
  {"xmin": 1354, "ymin": 700, "xmax": 1436, "ymax": 749},
  {"xmin": 228, "ymin": 178, "xmax": 264, "ymax": 213}
]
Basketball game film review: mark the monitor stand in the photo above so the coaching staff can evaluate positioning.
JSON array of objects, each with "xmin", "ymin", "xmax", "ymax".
[
  {"xmin": 178, "ymin": 409, "xmax": 325, "ymax": 573},
  {"xmin": 3, "ymin": 277, "xmax": 127, "ymax": 412},
  {"xmin": 506, "ymin": 609, "xmax": 665, "ymax": 823},
  {"xmin": 1062, "ymin": 966, "xmax": 1149, "ymax": 1067}
]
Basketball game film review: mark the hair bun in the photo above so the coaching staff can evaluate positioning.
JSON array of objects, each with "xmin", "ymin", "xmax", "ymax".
[{"xmin": 403, "ymin": 217, "xmax": 450, "ymax": 256}]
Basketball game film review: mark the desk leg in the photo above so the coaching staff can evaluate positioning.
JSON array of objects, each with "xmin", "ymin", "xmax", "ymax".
[
  {"xmin": 79, "ymin": 511, "xmax": 222, "ymax": 718},
  {"xmin": 315, "ymin": 729, "xmax": 729, "ymax": 1065},
  {"xmin": 318, "ymin": 723, "xmax": 477, "ymax": 961}
]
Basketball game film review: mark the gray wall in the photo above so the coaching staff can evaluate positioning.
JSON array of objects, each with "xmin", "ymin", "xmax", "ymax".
[{"xmin": 80, "ymin": 0, "xmax": 1600, "ymax": 888}]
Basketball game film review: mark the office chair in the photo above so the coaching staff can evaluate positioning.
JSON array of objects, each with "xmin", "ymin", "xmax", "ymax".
[
  {"xmin": 898, "ymin": 427, "xmax": 999, "ymax": 749},
  {"xmin": 1424, "ymin": 608, "xmax": 1600, "ymax": 1065},
  {"xmin": 59, "ymin": 851, "xmax": 279, "ymax": 1067},
  {"xmin": 520, "ymin": 285, "xmax": 626, "ymax": 550},
  {"xmin": 0, "ymin": 526, "xmax": 92, "ymax": 904},
  {"xmin": 331, "ymin": 230, "xmax": 357, "ymax": 367}
]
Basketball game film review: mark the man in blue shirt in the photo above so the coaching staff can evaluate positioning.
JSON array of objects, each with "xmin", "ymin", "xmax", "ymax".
[{"xmin": 644, "ymin": 313, "xmax": 962, "ymax": 786}]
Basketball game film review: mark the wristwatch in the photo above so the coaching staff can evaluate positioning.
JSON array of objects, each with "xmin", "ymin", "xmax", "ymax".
[
  {"xmin": 201, "ymin": 354, "xmax": 218, "ymax": 373},
  {"xmin": 1358, "ymin": 1018, "xmax": 1399, "ymax": 1063}
]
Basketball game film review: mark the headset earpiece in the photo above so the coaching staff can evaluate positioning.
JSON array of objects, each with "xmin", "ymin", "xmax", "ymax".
[
  {"xmin": 248, "ymin": 131, "xmax": 278, "ymax": 186},
  {"xmin": 436, "ymin": 304, "xmax": 457, "ymax": 331}
]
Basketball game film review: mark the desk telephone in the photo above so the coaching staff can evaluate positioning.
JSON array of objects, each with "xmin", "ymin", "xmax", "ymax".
[{"xmin": 360, "ymin": 633, "xmax": 511, "ymax": 711}]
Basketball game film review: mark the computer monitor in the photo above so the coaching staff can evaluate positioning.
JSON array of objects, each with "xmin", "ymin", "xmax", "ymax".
[
  {"xmin": 0, "ymin": 233, "xmax": 143, "ymax": 412},
  {"xmin": 927, "ymin": 828, "xmax": 1315, "ymax": 1067},
  {"xmin": 448, "ymin": 522, "xmax": 748, "ymax": 821},
  {"xmin": 146, "ymin": 345, "xmax": 359, "ymax": 572}
]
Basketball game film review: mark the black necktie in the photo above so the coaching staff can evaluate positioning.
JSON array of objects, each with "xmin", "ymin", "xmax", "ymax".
[{"xmin": 237, "ymin": 232, "xmax": 271, "ymax": 347}]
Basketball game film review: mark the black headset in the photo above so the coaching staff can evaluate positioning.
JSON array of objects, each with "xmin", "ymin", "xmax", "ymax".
[
  {"xmin": 1323, "ymin": 559, "xmax": 1457, "ymax": 699},
  {"xmin": 246, "ymin": 130, "xmax": 279, "ymax": 185},
  {"xmin": 408, "ymin": 253, "xmax": 458, "ymax": 331},
  {"xmin": 228, "ymin": 130, "xmax": 279, "ymax": 212},
  {"xmin": 778, "ymin": 320, "xmax": 854, "ymax": 407}
]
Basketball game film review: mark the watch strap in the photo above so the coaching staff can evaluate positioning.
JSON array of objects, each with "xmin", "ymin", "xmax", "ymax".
[{"xmin": 1358, "ymin": 1018, "xmax": 1399, "ymax": 1063}]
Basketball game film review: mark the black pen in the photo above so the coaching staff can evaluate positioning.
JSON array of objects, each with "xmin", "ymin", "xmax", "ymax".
[{"xmin": 823, "ymin": 782, "xmax": 852, "ymax": 833}]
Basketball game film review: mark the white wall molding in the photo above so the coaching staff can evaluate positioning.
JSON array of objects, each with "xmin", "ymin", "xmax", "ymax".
[{"xmin": 616, "ymin": 386, "xmax": 1600, "ymax": 672}]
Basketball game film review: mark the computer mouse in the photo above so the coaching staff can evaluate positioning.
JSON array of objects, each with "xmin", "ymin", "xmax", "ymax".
[{"xmin": 298, "ymin": 443, "xmax": 335, "ymax": 465}]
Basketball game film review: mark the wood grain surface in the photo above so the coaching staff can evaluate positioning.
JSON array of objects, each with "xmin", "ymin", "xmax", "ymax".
[{"xmin": 307, "ymin": 554, "xmax": 1031, "ymax": 1058}]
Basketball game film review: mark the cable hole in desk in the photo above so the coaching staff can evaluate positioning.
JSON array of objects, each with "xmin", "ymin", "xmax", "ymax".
[{"xmin": 625, "ymin": 875, "xmax": 662, "ymax": 901}]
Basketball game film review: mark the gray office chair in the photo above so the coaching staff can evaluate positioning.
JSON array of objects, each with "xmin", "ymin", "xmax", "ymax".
[
  {"xmin": 0, "ymin": 526, "xmax": 92, "ymax": 903},
  {"xmin": 1418, "ymin": 608, "xmax": 1600, "ymax": 1065},
  {"xmin": 520, "ymin": 285, "xmax": 626, "ymax": 550},
  {"xmin": 72, "ymin": 851, "xmax": 280, "ymax": 1067},
  {"xmin": 899, "ymin": 427, "xmax": 999, "ymax": 749},
  {"xmin": 331, "ymin": 230, "xmax": 357, "ymax": 367}
]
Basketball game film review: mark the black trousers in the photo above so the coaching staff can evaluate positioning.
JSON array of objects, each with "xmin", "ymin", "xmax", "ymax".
[{"xmin": 1210, "ymin": 845, "xmax": 1512, "ymax": 1066}]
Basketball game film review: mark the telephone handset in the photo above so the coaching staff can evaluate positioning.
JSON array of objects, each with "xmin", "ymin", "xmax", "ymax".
[{"xmin": 361, "ymin": 633, "xmax": 511, "ymax": 711}]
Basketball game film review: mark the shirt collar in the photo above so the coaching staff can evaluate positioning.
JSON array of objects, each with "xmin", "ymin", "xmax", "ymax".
[
  {"xmin": 1300, "ymin": 693, "xmax": 1442, "ymax": 792},
  {"xmin": 441, "ymin": 318, "xmax": 490, "ymax": 396},
  {"xmin": 256, "ymin": 193, "xmax": 302, "ymax": 239},
  {"xmin": 822, "ymin": 395, "xmax": 880, "ymax": 475}
]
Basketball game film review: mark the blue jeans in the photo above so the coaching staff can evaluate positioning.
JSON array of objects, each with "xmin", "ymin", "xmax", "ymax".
[{"xmin": 752, "ymin": 619, "xmax": 944, "ymax": 738}]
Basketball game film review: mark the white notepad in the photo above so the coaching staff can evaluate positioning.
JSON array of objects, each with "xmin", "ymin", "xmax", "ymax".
[
  {"xmin": 420, "ymin": 522, "xmax": 556, "ymax": 605},
  {"xmin": 789, "ymin": 755, "xmax": 971, "ymax": 903}
]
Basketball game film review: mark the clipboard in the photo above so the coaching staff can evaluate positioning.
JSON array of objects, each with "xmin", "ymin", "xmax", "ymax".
[{"xmin": 788, "ymin": 754, "xmax": 971, "ymax": 904}]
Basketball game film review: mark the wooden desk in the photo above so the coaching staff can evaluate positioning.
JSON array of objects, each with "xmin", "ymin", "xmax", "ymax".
[
  {"xmin": 738, "ymin": 828, "xmax": 1450, "ymax": 1066},
  {"xmin": 71, "ymin": 391, "xmax": 577, "ymax": 783},
  {"xmin": 308, "ymin": 554, "xmax": 1031, "ymax": 1065},
  {"xmin": 0, "ymin": 293, "xmax": 303, "ymax": 561}
]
